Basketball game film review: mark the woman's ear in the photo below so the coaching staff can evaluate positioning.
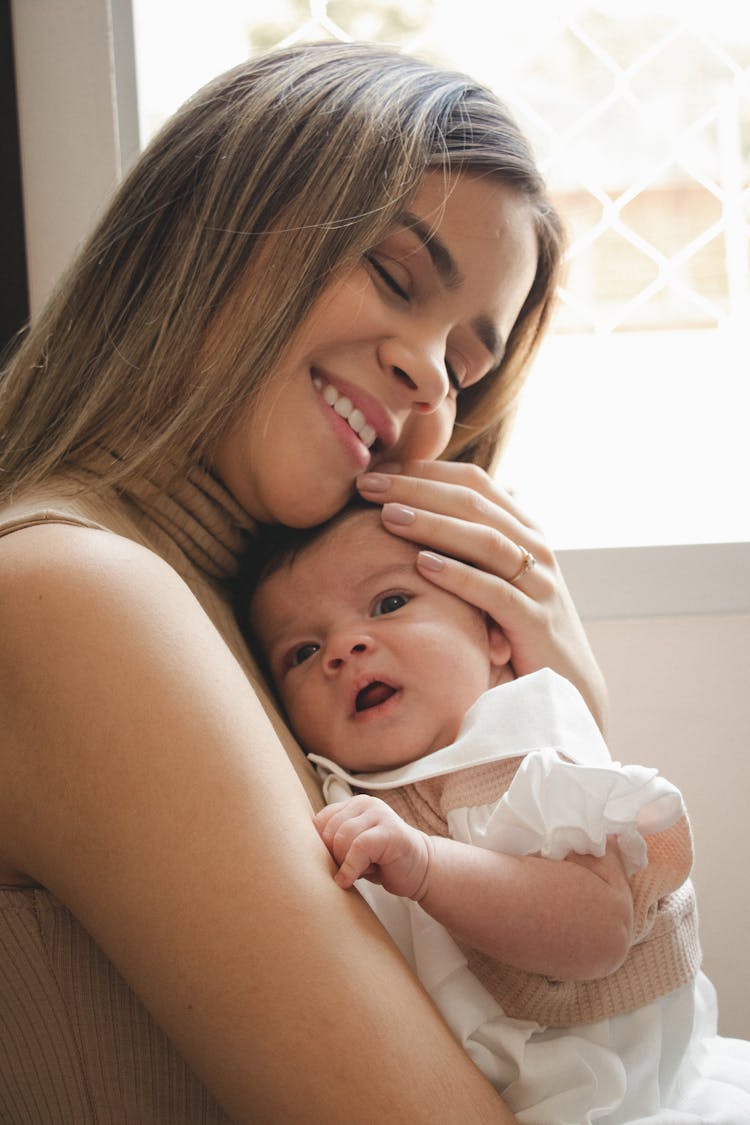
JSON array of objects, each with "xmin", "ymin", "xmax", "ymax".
[{"xmin": 487, "ymin": 619, "xmax": 514, "ymax": 685}]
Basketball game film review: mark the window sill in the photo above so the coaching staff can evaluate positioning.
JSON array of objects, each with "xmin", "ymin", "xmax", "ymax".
[{"xmin": 558, "ymin": 541, "xmax": 750, "ymax": 621}]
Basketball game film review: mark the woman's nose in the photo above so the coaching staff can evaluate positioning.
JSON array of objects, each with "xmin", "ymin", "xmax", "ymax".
[
  {"xmin": 378, "ymin": 334, "xmax": 450, "ymax": 414},
  {"xmin": 324, "ymin": 631, "xmax": 374, "ymax": 673}
]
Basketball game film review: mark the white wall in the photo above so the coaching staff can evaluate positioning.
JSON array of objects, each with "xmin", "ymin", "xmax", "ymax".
[
  {"xmin": 11, "ymin": 0, "xmax": 137, "ymax": 313},
  {"xmin": 586, "ymin": 613, "xmax": 750, "ymax": 1039}
]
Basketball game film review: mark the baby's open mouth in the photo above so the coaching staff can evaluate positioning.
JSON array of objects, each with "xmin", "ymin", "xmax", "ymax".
[{"xmin": 355, "ymin": 681, "xmax": 397, "ymax": 712}]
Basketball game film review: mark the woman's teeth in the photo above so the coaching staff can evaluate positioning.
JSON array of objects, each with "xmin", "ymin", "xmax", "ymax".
[{"xmin": 315, "ymin": 378, "xmax": 377, "ymax": 448}]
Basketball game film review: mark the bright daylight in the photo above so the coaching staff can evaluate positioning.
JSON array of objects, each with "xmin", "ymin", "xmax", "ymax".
[{"xmin": 132, "ymin": 0, "xmax": 750, "ymax": 548}]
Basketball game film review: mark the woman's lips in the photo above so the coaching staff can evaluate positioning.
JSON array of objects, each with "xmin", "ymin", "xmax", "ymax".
[
  {"xmin": 311, "ymin": 371, "xmax": 398, "ymax": 453},
  {"xmin": 314, "ymin": 377, "xmax": 377, "ymax": 448}
]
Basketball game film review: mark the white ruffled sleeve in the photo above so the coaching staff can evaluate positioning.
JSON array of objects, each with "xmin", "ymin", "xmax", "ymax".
[{"xmin": 447, "ymin": 749, "xmax": 685, "ymax": 876}]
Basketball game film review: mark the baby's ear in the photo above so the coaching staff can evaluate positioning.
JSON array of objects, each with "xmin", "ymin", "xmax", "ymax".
[{"xmin": 487, "ymin": 619, "xmax": 514, "ymax": 686}]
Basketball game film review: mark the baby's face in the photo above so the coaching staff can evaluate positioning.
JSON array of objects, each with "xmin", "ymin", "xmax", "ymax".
[{"xmin": 251, "ymin": 510, "xmax": 505, "ymax": 772}]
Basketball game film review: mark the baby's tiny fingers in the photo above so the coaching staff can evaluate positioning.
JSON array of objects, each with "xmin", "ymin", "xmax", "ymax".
[
  {"xmin": 336, "ymin": 825, "xmax": 390, "ymax": 888},
  {"xmin": 312, "ymin": 800, "xmax": 351, "ymax": 840}
]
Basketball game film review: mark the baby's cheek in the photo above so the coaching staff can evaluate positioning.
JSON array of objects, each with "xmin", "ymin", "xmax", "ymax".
[{"xmin": 287, "ymin": 695, "xmax": 328, "ymax": 754}]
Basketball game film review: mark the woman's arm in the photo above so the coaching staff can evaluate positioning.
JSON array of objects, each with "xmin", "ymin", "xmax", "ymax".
[
  {"xmin": 0, "ymin": 524, "xmax": 514, "ymax": 1124},
  {"xmin": 358, "ymin": 461, "xmax": 608, "ymax": 730},
  {"xmin": 316, "ymin": 796, "xmax": 633, "ymax": 981}
]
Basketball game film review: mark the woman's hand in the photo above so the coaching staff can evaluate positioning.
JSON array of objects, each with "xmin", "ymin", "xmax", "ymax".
[{"xmin": 357, "ymin": 460, "xmax": 608, "ymax": 731}]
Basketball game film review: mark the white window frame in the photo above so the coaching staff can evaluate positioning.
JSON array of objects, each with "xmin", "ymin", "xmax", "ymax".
[
  {"xmin": 559, "ymin": 542, "xmax": 749, "ymax": 621},
  {"xmin": 11, "ymin": 0, "xmax": 749, "ymax": 622}
]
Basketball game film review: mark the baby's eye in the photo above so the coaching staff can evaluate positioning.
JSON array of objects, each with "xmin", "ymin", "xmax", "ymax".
[
  {"xmin": 372, "ymin": 593, "xmax": 410, "ymax": 617},
  {"xmin": 290, "ymin": 642, "xmax": 320, "ymax": 667}
]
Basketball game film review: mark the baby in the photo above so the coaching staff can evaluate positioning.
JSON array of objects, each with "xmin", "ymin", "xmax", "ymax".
[{"xmin": 246, "ymin": 504, "xmax": 750, "ymax": 1124}]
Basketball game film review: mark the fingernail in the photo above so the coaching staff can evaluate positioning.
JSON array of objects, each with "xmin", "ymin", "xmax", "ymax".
[
  {"xmin": 417, "ymin": 551, "xmax": 446, "ymax": 572},
  {"xmin": 357, "ymin": 472, "xmax": 393, "ymax": 493},
  {"xmin": 382, "ymin": 503, "xmax": 416, "ymax": 526}
]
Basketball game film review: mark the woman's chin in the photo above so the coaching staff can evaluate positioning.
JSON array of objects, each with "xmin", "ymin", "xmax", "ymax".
[{"xmin": 272, "ymin": 485, "xmax": 356, "ymax": 529}]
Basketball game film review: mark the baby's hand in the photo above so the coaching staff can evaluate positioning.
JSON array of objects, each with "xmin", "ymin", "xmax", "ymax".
[{"xmin": 313, "ymin": 796, "xmax": 431, "ymax": 900}]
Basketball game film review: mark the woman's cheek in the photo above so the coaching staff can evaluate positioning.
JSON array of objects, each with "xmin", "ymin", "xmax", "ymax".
[{"xmin": 398, "ymin": 407, "xmax": 456, "ymax": 463}]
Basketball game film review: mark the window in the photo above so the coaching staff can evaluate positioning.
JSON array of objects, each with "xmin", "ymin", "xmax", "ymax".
[
  {"xmin": 14, "ymin": 0, "xmax": 741, "ymax": 616},
  {"xmin": 131, "ymin": 0, "xmax": 749, "ymax": 557}
]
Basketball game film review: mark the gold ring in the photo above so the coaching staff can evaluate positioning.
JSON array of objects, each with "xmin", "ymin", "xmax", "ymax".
[{"xmin": 509, "ymin": 545, "xmax": 536, "ymax": 585}]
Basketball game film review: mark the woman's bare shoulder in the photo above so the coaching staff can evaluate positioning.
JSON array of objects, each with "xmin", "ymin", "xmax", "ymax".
[
  {"xmin": 0, "ymin": 516, "xmax": 264, "ymax": 715},
  {"xmin": 0, "ymin": 520, "xmax": 287, "ymax": 870},
  {"xmin": 0, "ymin": 520, "xmax": 219, "ymax": 674},
  {"xmin": 0, "ymin": 517, "xmax": 184, "ymax": 595}
]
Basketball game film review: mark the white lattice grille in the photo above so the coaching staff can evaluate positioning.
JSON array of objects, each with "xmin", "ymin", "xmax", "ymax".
[
  {"xmin": 132, "ymin": 1, "xmax": 750, "ymax": 547},
  {"xmin": 136, "ymin": 1, "xmax": 750, "ymax": 338},
  {"xmin": 235, "ymin": 0, "xmax": 750, "ymax": 337}
]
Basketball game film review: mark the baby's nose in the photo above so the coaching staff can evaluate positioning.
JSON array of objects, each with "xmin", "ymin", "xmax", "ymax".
[{"xmin": 325, "ymin": 636, "xmax": 371, "ymax": 672}]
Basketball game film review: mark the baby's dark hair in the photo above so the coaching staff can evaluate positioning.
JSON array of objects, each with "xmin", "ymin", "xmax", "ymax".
[{"xmin": 232, "ymin": 496, "xmax": 379, "ymax": 666}]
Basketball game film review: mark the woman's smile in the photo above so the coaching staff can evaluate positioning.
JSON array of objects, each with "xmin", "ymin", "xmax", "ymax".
[
  {"xmin": 311, "ymin": 371, "xmax": 396, "ymax": 466},
  {"xmin": 315, "ymin": 379, "xmax": 378, "ymax": 452}
]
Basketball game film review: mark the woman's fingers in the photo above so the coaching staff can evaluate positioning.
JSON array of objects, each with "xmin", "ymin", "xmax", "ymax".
[
  {"xmin": 358, "ymin": 464, "xmax": 547, "ymax": 588},
  {"xmin": 359, "ymin": 460, "xmax": 538, "ymax": 530},
  {"xmin": 377, "ymin": 502, "xmax": 550, "ymax": 595},
  {"xmin": 415, "ymin": 548, "xmax": 539, "ymax": 620},
  {"xmin": 358, "ymin": 472, "xmax": 506, "ymax": 532}
]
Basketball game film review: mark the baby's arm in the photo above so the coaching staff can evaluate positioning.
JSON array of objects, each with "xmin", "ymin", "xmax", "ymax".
[{"xmin": 314, "ymin": 795, "xmax": 633, "ymax": 981}]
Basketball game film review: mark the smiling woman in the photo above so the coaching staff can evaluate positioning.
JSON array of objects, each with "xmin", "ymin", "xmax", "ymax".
[
  {"xmin": 0, "ymin": 38, "xmax": 570, "ymax": 1123},
  {"xmin": 212, "ymin": 173, "xmax": 539, "ymax": 527},
  {"xmin": 7, "ymin": 14, "xmax": 750, "ymax": 1120}
]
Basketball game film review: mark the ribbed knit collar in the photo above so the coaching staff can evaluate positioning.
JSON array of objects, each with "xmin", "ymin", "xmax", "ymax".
[{"xmin": 116, "ymin": 461, "xmax": 256, "ymax": 583}]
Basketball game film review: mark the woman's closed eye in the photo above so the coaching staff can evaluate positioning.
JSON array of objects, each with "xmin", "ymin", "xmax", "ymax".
[
  {"xmin": 365, "ymin": 254, "xmax": 410, "ymax": 301},
  {"xmin": 366, "ymin": 253, "xmax": 466, "ymax": 394},
  {"xmin": 371, "ymin": 592, "xmax": 410, "ymax": 617},
  {"xmin": 445, "ymin": 359, "xmax": 462, "ymax": 394}
]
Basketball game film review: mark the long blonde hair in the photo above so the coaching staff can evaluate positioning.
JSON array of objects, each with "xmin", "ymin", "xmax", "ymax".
[{"xmin": 0, "ymin": 41, "xmax": 563, "ymax": 501}]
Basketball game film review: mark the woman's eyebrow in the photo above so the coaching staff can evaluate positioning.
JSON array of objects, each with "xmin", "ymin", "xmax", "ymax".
[
  {"xmin": 396, "ymin": 211, "xmax": 506, "ymax": 368},
  {"xmin": 398, "ymin": 211, "xmax": 463, "ymax": 289}
]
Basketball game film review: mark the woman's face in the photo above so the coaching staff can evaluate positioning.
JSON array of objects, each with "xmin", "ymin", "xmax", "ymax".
[{"xmin": 212, "ymin": 172, "xmax": 538, "ymax": 527}]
